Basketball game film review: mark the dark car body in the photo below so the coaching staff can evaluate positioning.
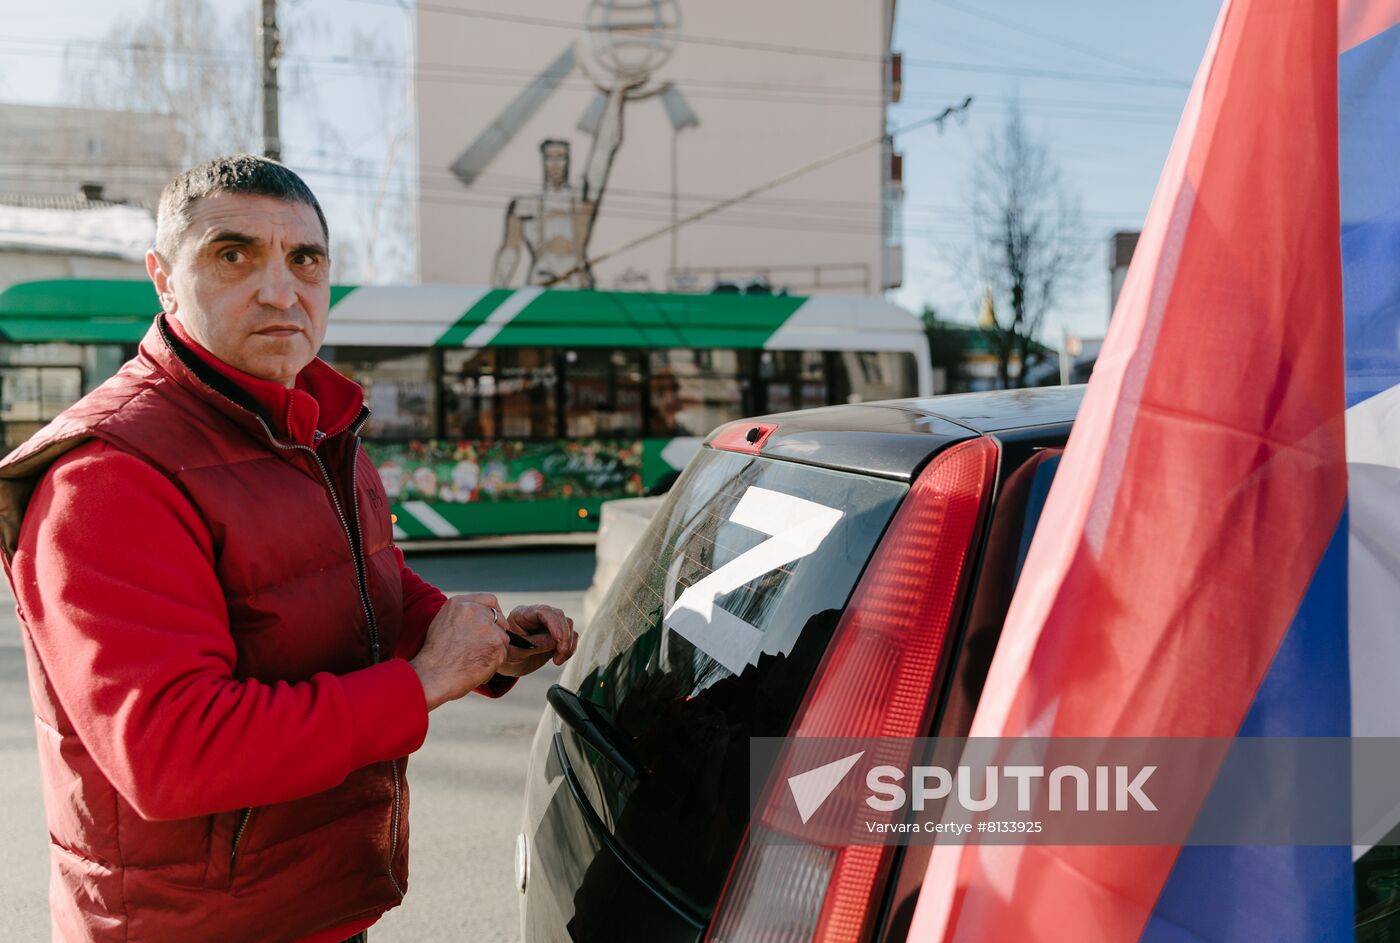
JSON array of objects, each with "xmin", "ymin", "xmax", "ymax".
[{"xmin": 517, "ymin": 388, "xmax": 1082, "ymax": 942}]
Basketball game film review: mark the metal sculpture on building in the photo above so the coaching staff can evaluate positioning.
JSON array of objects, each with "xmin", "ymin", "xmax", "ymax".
[
  {"xmin": 490, "ymin": 83, "xmax": 630, "ymax": 289},
  {"xmin": 451, "ymin": 0, "xmax": 691, "ymax": 288}
]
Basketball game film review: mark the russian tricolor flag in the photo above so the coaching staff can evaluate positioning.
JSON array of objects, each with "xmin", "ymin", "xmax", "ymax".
[{"xmin": 908, "ymin": 0, "xmax": 1400, "ymax": 939}]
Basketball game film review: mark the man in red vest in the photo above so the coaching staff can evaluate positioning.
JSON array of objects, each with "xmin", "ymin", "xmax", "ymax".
[{"xmin": 0, "ymin": 155, "xmax": 578, "ymax": 943}]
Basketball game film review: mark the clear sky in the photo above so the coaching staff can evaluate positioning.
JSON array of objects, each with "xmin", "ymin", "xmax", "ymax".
[
  {"xmin": 890, "ymin": 0, "xmax": 1221, "ymax": 338},
  {"xmin": 0, "ymin": 0, "xmax": 1223, "ymax": 340}
]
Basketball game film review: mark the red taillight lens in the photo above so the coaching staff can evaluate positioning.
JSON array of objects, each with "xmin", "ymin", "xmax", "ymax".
[
  {"xmin": 706, "ymin": 436, "xmax": 999, "ymax": 943},
  {"xmin": 796, "ymin": 437, "xmax": 999, "ymax": 743}
]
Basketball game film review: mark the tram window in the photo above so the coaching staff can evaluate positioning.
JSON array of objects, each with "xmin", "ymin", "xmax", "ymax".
[
  {"xmin": 443, "ymin": 349, "xmax": 499, "ymax": 439},
  {"xmin": 0, "ymin": 367, "xmax": 81, "ymax": 421},
  {"xmin": 0, "ymin": 366, "xmax": 83, "ymax": 449},
  {"xmin": 0, "ymin": 343, "xmax": 126, "ymax": 449},
  {"xmin": 648, "ymin": 348, "xmax": 753, "ymax": 437},
  {"xmin": 564, "ymin": 349, "xmax": 643, "ymax": 438},
  {"xmin": 760, "ymin": 350, "xmax": 828, "ymax": 413},
  {"xmin": 442, "ymin": 348, "xmax": 558, "ymax": 440},
  {"xmin": 827, "ymin": 351, "xmax": 919, "ymax": 403},
  {"xmin": 83, "ymin": 346, "xmax": 126, "ymax": 394},
  {"xmin": 497, "ymin": 349, "xmax": 558, "ymax": 439},
  {"xmin": 0, "ymin": 343, "xmax": 83, "ymax": 367},
  {"xmin": 326, "ymin": 347, "xmax": 433, "ymax": 439}
]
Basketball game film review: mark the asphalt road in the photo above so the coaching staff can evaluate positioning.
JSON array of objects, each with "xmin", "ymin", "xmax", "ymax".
[{"xmin": 0, "ymin": 545, "xmax": 597, "ymax": 943}]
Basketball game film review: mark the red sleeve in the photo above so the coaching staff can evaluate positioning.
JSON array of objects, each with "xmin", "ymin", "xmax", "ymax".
[
  {"xmin": 11, "ymin": 442, "xmax": 430, "ymax": 822},
  {"xmin": 395, "ymin": 550, "xmax": 516, "ymax": 698},
  {"xmin": 395, "ymin": 547, "xmax": 446, "ymax": 661}
]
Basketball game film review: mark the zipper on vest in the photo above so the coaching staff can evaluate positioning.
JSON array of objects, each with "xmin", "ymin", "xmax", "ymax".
[
  {"xmin": 253, "ymin": 413, "xmax": 405, "ymax": 898},
  {"xmin": 230, "ymin": 807, "xmax": 253, "ymax": 871},
  {"xmin": 388, "ymin": 755, "xmax": 404, "ymax": 893}
]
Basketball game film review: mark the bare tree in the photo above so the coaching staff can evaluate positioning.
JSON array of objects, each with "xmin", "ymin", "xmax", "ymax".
[
  {"xmin": 62, "ymin": 0, "xmax": 417, "ymax": 284},
  {"xmin": 222, "ymin": 5, "xmax": 416, "ymax": 283},
  {"xmin": 64, "ymin": 0, "xmax": 260, "ymax": 167},
  {"xmin": 342, "ymin": 27, "xmax": 416, "ymax": 283},
  {"xmin": 968, "ymin": 103, "xmax": 1087, "ymax": 388}
]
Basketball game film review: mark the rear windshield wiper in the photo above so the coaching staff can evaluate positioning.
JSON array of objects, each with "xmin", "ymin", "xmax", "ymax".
[{"xmin": 548, "ymin": 684, "xmax": 645, "ymax": 781}]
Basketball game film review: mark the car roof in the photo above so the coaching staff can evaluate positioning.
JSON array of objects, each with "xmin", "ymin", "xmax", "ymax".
[
  {"xmin": 902, "ymin": 385, "xmax": 1085, "ymax": 433},
  {"xmin": 715, "ymin": 386, "xmax": 1085, "ymax": 481}
]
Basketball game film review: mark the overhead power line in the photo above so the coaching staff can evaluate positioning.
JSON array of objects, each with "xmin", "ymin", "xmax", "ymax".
[
  {"xmin": 4, "ymin": 155, "xmax": 1152, "ymax": 226},
  {"xmin": 1, "ymin": 34, "xmax": 1192, "ymax": 105},
  {"xmin": 7, "ymin": 157, "xmax": 1128, "ymax": 247},
  {"xmin": 930, "ymin": 0, "xmax": 1190, "ymax": 86},
  {"xmin": 345, "ymin": 0, "xmax": 880, "ymax": 62},
  {"xmin": 540, "ymin": 97, "xmax": 976, "ymax": 285},
  {"xmin": 338, "ymin": 0, "xmax": 1193, "ymax": 89},
  {"xmin": 0, "ymin": 39, "xmax": 1185, "ymax": 124}
]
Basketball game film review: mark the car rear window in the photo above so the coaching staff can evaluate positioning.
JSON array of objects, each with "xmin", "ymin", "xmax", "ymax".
[{"xmin": 555, "ymin": 446, "xmax": 908, "ymax": 910}]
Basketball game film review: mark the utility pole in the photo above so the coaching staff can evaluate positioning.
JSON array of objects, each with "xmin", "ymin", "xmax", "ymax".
[{"xmin": 258, "ymin": 0, "xmax": 282, "ymax": 161}]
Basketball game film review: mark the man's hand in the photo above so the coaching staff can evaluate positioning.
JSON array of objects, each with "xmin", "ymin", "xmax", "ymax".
[
  {"xmin": 498, "ymin": 604, "xmax": 578, "ymax": 677},
  {"xmin": 409, "ymin": 594, "xmax": 511, "ymax": 711}
]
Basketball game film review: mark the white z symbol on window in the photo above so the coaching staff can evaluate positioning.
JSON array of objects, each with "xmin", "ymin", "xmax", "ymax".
[{"xmin": 663, "ymin": 487, "xmax": 843, "ymax": 675}]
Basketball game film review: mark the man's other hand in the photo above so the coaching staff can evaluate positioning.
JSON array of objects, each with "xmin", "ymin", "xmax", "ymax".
[
  {"xmin": 498, "ymin": 604, "xmax": 577, "ymax": 676},
  {"xmin": 409, "ymin": 594, "xmax": 510, "ymax": 711}
]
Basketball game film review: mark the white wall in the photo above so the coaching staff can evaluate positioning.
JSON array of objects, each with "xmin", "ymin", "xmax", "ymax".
[{"xmin": 416, "ymin": 0, "xmax": 894, "ymax": 294}]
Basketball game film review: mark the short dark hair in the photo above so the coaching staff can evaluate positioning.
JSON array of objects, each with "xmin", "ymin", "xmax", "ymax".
[
  {"xmin": 539, "ymin": 139, "xmax": 570, "ymax": 155},
  {"xmin": 155, "ymin": 154, "xmax": 329, "ymax": 259}
]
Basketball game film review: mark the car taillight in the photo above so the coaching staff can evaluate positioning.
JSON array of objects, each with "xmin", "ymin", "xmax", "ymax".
[
  {"xmin": 711, "ymin": 421, "xmax": 778, "ymax": 454},
  {"xmin": 706, "ymin": 436, "xmax": 999, "ymax": 943}
]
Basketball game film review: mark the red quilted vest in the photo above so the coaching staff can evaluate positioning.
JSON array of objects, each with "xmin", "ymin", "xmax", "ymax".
[{"xmin": 0, "ymin": 315, "xmax": 411, "ymax": 942}]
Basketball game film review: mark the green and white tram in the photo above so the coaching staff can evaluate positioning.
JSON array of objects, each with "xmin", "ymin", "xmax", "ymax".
[{"xmin": 0, "ymin": 280, "xmax": 932, "ymax": 538}]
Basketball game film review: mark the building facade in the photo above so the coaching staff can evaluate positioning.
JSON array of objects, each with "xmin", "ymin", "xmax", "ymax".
[
  {"xmin": 415, "ymin": 0, "xmax": 901, "ymax": 295},
  {"xmin": 0, "ymin": 102, "xmax": 176, "ymax": 445},
  {"xmin": 0, "ymin": 103, "xmax": 184, "ymax": 209}
]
